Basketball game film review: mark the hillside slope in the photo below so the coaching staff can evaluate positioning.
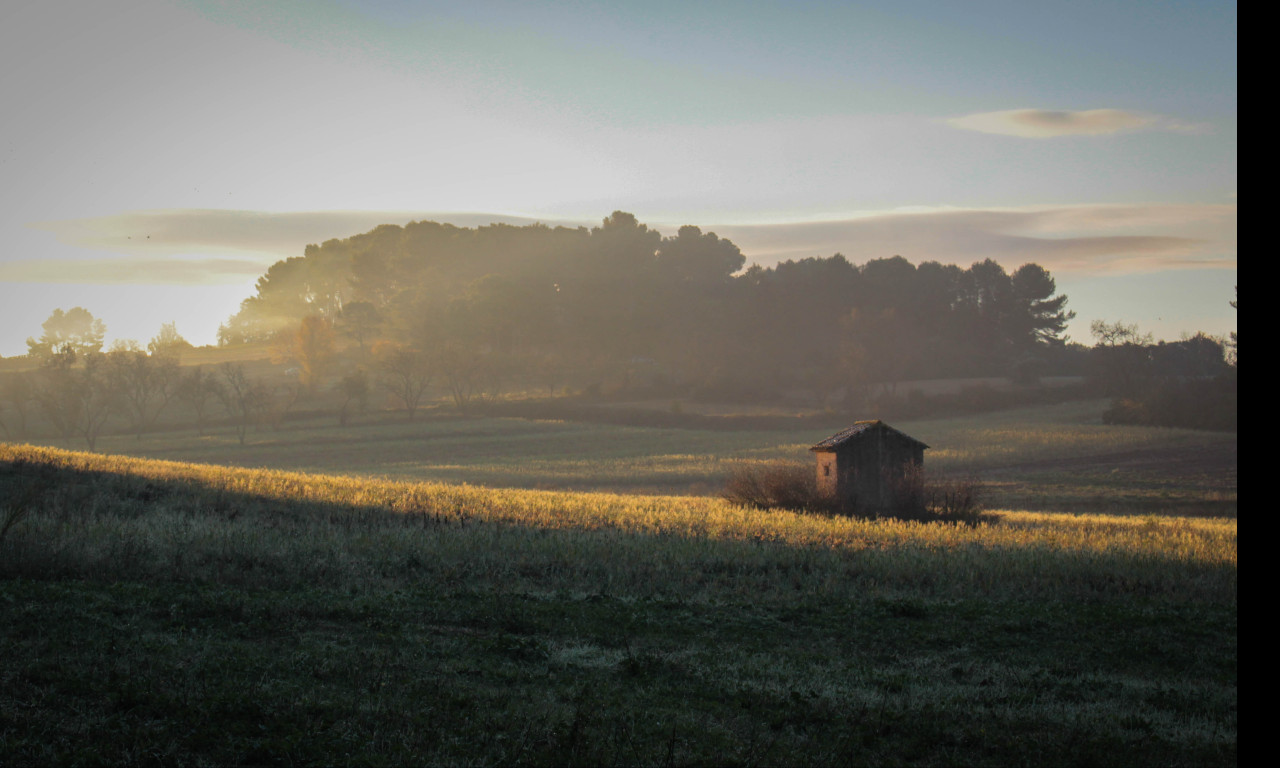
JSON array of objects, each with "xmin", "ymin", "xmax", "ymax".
[{"xmin": 0, "ymin": 445, "xmax": 1237, "ymax": 765}]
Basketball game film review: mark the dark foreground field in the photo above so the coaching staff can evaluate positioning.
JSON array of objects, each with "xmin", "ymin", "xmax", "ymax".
[
  {"xmin": 3, "ymin": 580, "xmax": 1234, "ymax": 766},
  {"xmin": 0, "ymin": 439, "xmax": 1236, "ymax": 766}
]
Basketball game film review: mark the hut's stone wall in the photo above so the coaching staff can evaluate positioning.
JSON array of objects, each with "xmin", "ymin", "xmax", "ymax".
[
  {"xmin": 816, "ymin": 453, "xmax": 838, "ymax": 497},
  {"xmin": 812, "ymin": 422, "xmax": 926, "ymax": 513}
]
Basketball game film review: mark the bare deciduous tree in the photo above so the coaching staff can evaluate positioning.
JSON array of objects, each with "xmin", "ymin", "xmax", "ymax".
[
  {"xmin": 176, "ymin": 366, "xmax": 221, "ymax": 436},
  {"xmin": 0, "ymin": 372, "xmax": 35, "ymax": 439},
  {"xmin": 215, "ymin": 363, "xmax": 270, "ymax": 446},
  {"xmin": 35, "ymin": 352, "xmax": 85, "ymax": 444},
  {"xmin": 373, "ymin": 341, "xmax": 432, "ymax": 420},
  {"xmin": 106, "ymin": 347, "xmax": 180, "ymax": 439},
  {"xmin": 77, "ymin": 353, "xmax": 116, "ymax": 450},
  {"xmin": 335, "ymin": 368, "xmax": 370, "ymax": 427}
]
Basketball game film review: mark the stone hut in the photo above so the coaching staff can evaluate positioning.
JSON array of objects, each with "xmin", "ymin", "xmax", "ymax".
[{"xmin": 809, "ymin": 421, "xmax": 929, "ymax": 513}]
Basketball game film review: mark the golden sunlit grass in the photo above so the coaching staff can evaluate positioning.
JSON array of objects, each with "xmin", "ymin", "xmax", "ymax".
[
  {"xmin": 0, "ymin": 442, "xmax": 1235, "ymax": 604},
  {"xmin": 0, "ymin": 405, "xmax": 1236, "ymax": 765}
]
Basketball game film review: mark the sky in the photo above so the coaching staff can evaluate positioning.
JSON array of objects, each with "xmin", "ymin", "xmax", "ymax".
[{"xmin": 0, "ymin": 0, "xmax": 1236, "ymax": 356}]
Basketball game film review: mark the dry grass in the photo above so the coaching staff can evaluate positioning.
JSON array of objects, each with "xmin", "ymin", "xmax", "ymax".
[
  {"xmin": 0, "ymin": 443, "xmax": 1236, "ymax": 604},
  {"xmin": 0, "ymin": 441, "xmax": 1237, "ymax": 765}
]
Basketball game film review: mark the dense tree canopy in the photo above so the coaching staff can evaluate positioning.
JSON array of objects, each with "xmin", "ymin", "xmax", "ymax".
[{"xmin": 219, "ymin": 212, "xmax": 1076, "ymax": 397}]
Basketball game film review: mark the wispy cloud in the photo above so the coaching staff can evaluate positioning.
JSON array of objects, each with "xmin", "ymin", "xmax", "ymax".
[
  {"xmin": 27, "ymin": 209, "xmax": 564, "ymax": 261},
  {"xmin": 946, "ymin": 109, "xmax": 1206, "ymax": 138},
  {"xmin": 14, "ymin": 204, "xmax": 1235, "ymax": 286},
  {"xmin": 15, "ymin": 209, "xmax": 571, "ymax": 284},
  {"xmin": 711, "ymin": 204, "xmax": 1236, "ymax": 275},
  {"xmin": 0, "ymin": 257, "xmax": 268, "ymax": 285}
]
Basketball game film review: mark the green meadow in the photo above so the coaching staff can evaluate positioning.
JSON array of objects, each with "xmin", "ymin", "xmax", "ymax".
[{"xmin": 0, "ymin": 401, "xmax": 1236, "ymax": 765}]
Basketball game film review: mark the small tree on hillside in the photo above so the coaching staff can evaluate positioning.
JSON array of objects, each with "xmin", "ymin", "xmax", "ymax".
[
  {"xmin": 335, "ymin": 368, "xmax": 370, "ymax": 427},
  {"xmin": 34, "ymin": 352, "xmax": 85, "ymax": 444},
  {"xmin": 216, "ymin": 363, "xmax": 270, "ymax": 445},
  {"xmin": 148, "ymin": 321, "xmax": 193, "ymax": 359},
  {"xmin": 35, "ymin": 351, "xmax": 118, "ymax": 450},
  {"xmin": 77, "ymin": 353, "xmax": 117, "ymax": 450},
  {"xmin": 106, "ymin": 346, "xmax": 180, "ymax": 438},
  {"xmin": 0, "ymin": 372, "xmax": 35, "ymax": 439},
  {"xmin": 259, "ymin": 382, "xmax": 303, "ymax": 431},
  {"xmin": 373, "ymin": 341, "xmax": 432, "ymax": 420},
  {"xmin": 274, "ymin": 316, "xmax": 337, "ymax": 395},
  {"xmin": 175, "ymin": 366, "xmax": 221, "ymax": 436},
  {"xmin": 27, "ymin": 307, "xmax": 106, "ymax": 358},
  {"xmin": 1090, "ymin": 319, "xmax": 1154, "ymax": 397}
]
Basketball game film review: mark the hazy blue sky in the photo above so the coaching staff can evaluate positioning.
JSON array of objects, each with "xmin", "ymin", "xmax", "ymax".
[{"xmin": 1, "ymin": 0, "xmax": 1236, "ymax": 355}]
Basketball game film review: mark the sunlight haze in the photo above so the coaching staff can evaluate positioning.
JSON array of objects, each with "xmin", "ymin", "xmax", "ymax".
[{"xmin": 0, "ymin": 0, "xmax": 1236, "ymax": 354}]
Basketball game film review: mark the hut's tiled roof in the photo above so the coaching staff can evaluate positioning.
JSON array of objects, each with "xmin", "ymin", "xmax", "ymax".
[{"xmin": 809, "ymin": 420, "xmax": 930, "ymax": 450}]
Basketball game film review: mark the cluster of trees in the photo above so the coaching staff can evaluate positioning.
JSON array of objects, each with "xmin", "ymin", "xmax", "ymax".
[
  {"xmin": 1090, "ymin": 291, "xmax": 1237, "ymax": 431},
  {"xmin": 5, "ymin": 216, "xmax": 1234, "ymax": 444},
  {"xmin": 217, "ymin": 212, "xmax": 1075, "ymax": 404},
  {"xmin": 4, "ymin": 314, "xmax": 185, "ymax": 448},
  {"xmin": 0, "ymin": 312, "xmax": 303, "ymax": 447}
]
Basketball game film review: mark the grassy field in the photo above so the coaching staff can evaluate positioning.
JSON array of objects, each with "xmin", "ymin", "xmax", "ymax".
[
  {"xmin": 27, "ymin": 399, "xmax": 1237, "ymax": 515},
  {"xmin": 0, "ymin": 411, "xmax": 1237, "ymax": 765}
]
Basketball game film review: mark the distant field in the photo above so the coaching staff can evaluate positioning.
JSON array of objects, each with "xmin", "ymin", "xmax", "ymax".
[
  {"xmin": 22, "ymin": 399, "xmax": 1236, "ymax": 515},
  {"xmin": 0, "ymin": 443, "xmax": 1237, "ymax": 765},
  {"xmin": 0, "ymin": 343, "xmax": 277, "ymax": 373}
]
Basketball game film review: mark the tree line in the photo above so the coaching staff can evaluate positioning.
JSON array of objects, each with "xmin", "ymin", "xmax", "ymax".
[
  {"xmin": 216, "ymin": 211, "xmax": 1076, "ymax": 403},
  {"xmin": 2, "ymin": 215, "xmax": 1235, "ymax": 444},
  {"xmin": 1, "ymin": 315, "xmax": 295, "ymax": 448},
  {"xmin": 1089, "ymin": 289, "xmax": 1237, "ymax": 432}
]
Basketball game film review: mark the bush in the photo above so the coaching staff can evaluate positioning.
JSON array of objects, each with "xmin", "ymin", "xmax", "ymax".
[
  {"xmin": 895, "ymin": 464, "xmax": 986, "ymax": 523},
  {"xmin": 724, "ymin": 460, "xmax": 984, "ymax": 524},
  {"xmin": 926, "ymin": 474, "xmax": 985, "ymax": 524},
  {"xmin": 888, "ymin": 463, "xmax": 927, "ymax": 519},
  {"xmin": 1102, "ymin": 375, "xmax": 1236, "ymax": 432},
  {"xmin": 721, "ymin": 461, "xmax": 829, "ymax": 513}
]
